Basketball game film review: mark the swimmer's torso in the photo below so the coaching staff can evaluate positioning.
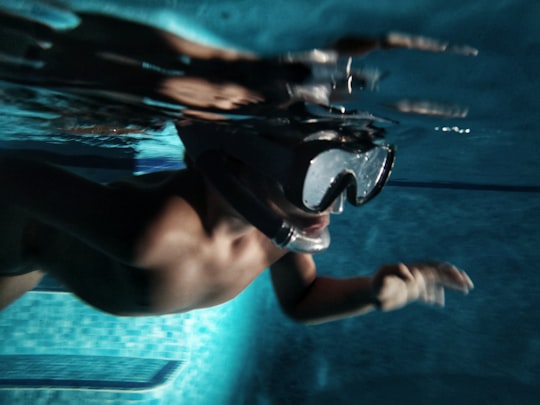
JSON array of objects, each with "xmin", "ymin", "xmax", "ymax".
[{"xmin": 113, "ymin": 169, "xmax": 287, "ymax": 314}]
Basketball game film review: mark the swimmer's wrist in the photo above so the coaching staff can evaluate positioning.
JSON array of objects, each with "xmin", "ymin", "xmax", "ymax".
[
  {"xmin": 370, "ymin": 294, "xmax": 383, "ymax": 310},
  {"xmin": 368, "ymin": 279, "xmax": 382, "ymax": 310}
]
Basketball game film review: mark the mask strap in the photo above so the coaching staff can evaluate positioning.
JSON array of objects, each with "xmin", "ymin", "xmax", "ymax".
[{"xmin": 196, "ymin": 150, "xmax": 283, "ymax": 238}]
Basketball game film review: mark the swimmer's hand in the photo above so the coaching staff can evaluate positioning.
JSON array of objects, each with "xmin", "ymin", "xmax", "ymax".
[{"xmin": 370, "ymin": 262, "xmax": 474, "ymax": 311}]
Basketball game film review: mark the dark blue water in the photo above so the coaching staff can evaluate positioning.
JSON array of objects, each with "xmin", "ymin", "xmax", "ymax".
[{"xmin": 0, "ymin": 1, "xmax": 539, "ymax": 404}]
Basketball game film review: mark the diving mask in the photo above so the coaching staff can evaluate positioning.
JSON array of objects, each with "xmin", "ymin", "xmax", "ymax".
[{"xmin": 277, "ymin": 137, "xmax": 395, "ymax": 213}]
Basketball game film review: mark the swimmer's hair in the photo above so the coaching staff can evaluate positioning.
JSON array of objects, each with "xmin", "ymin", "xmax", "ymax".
[{"xmin": 182, "ymin": 151, "xmax": 240, "ymax": 174}]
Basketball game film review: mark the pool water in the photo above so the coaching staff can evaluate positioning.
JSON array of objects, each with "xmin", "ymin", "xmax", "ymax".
[{"xmin": 0, "ymin": 0, "xmax": 539, "ymax": 404}]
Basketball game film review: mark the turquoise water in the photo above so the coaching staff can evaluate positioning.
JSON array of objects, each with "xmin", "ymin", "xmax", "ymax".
[{"xmin": 0, "ymin": 0, "xmax": 539, "ymax": 404}]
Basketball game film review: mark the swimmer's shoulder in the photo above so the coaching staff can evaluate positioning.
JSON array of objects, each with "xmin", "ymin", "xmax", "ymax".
[
  {"xmin": 108, "ymin": 168, "xmax": 207, "ymax": 212},
  {"xmin": 108, "ymin": 168, "xmax": 202, "ymax": 191}
]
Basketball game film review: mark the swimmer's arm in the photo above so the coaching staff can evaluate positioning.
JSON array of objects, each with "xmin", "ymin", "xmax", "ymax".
[
  {"xmin": 270, "ymin": 253, "xmax": 377, "ymax": 324},
  {"xmin": 270, "ymin": 254, "xmax": 474, "ymax": 325}
]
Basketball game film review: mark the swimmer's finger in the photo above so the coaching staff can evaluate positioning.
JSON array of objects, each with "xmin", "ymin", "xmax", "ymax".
[
  {"xmin": 449, "ymin": 268, "xmax": 474, "ymax": 293},
  {"xmin": 433, "ymin": 286, "xmax": 445, "ymax": 307},
  {"xmin": 410, "ymin": 262, "xmax": 470, "ymax": 293},
  {"xmin": 433, "ymin": 264, "xmax": 474, "ymax": 293},
  {"xmin": 375, "ymin": 263, "xmax": 414, "ymax": 283},
  {"xmin": 462, "ymin": 271, "xmax": 474, "ymax": 290},
  {"xmin": 410, "ymin": 268, "xmax": 426, "ymax": 301},
  {"xmin": 396, "ymin": 263, "xmax": 415, "ymax": 282}
]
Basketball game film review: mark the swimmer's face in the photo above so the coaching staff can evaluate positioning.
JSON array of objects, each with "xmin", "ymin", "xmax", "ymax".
[
  {"xmin": 243, "ymin": 171, "xmax": 331, "ymax": 237},
  {"xmin": 265, "ymin": 185, "xmax": 330, "ymax": 236}
]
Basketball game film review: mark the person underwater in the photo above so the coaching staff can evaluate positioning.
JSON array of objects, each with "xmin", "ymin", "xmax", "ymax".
[
  {"xmin": 0, "ymin": 8, "xmax": 474, "ymax": 322},
  {"xmin": 0, "ymin": 116, "xmax": 473, "ymax": 322}
]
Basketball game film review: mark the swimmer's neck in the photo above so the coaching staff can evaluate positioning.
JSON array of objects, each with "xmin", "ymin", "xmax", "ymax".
[{"xmin": 201, "ymin": 178, "xmax": 255, "ymax": 238}]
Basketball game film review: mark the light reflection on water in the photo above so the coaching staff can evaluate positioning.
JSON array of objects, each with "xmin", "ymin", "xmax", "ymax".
[{"xmin": 0, "ymin": 6, "xmax": 477, "ymax": 168}]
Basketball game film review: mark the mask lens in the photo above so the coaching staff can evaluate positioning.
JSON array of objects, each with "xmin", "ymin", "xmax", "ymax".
[
  {"xmin": 302, "ymin": 146, "xmax": 392, "ymax": 211},
  {"xmin": 302, "ymin": 149, "xmax": 349, "ymax": 211},
  {"xmin": 353, "ymin": 146, "xmax": 391, "ymax": 203}
]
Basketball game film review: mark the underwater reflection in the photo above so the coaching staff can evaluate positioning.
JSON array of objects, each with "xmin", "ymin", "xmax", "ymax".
[{"xmin": 0, "ymin": 8, "xmax": 476, "ymax": 122}]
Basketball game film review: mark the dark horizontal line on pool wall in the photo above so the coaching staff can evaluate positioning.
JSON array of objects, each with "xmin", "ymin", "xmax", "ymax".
[{"xmin": 388, "ymin": 180, "xmax": 540, "ymax": 193}]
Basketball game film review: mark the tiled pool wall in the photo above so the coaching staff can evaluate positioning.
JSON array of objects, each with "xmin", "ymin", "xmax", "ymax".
[
  {"xmin": 0, "ymin": 281, "xmax": 258, "ymax": 403},
  {"xmin": 0, "ymin": 291, "xmax": 190, "ymax": 360}
]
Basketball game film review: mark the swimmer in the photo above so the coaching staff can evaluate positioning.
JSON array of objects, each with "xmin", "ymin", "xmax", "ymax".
[
  {"xmin": 0, "ymin": 120, "xmax": 473, "ymax": 323},
  {"xmin": 0, "ymin": 10, "xmax": 474, "ymax": 323}
]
